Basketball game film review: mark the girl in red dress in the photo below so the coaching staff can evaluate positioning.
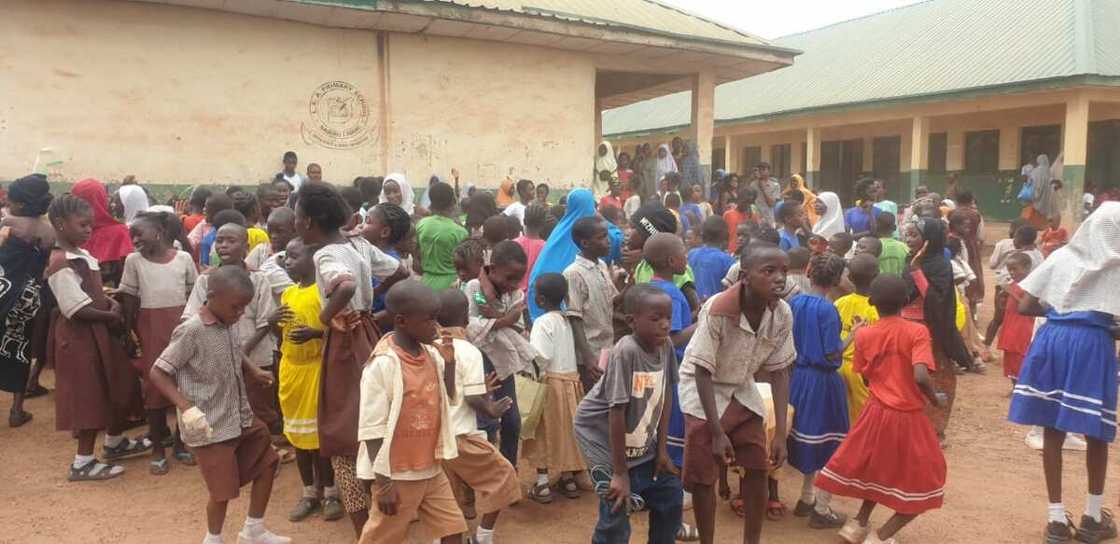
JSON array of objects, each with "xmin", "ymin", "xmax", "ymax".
[
  {"xmin": 816, "ymin": 274, "xmax": 947, "ymax": 544},
  {"xmin": 998, "ymin": 252, "xmax": 1036, "ymax": 385}
]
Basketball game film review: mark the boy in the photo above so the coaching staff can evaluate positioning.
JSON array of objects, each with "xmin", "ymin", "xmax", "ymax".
[
  {"xmin": 357, "ymin": 280, "xmax": 465, "ymax": 544},
  {"xmin": 829, "ymin": 232, "xmax": 853, "ymax": 258},
  {"xmin": 776, "ymin": 202, "xmax": 805, "ymax": 251},
  {"xmin": 233, "ymin": 192, "xmax": 270, "ymax": 253},
  {"xmin": 502, "ymin": 178, "xmax": 535, "ymax": 228},
  {"xmin": 680, "ymin": 243, "xmax": 795, "ymax": 544},
  {"xmin": 724, "ymin": 188, "xmax": 758, "ymax": 255},
  {"xmin": 781, "ymin": 247, "xmax": 812, "ymax": 301},
  {"xmin": 201, "ymin": 208, "xmax": 247, "ymax": 268},
  {"xmin": 183, "ymin": 187, "xmax": 212, "ymax": 234},
  {"xmin": 437, "ymin": 289, "xmax": 520, "ymax": 544},
  {"xmin": 278, "ymin": 151, "xmax": 307, "ymax": 193},
  {"xmin": 361, "ymin": 202, "xmax": 411, "ymax": 314},
  {"xmin": 465, "ymin": 241, "xmax": 532, "ymax": 466},
  {"xmin": 188, "ymin": 193, "xmax": 234, "ymax": 262},
  {"xmin": 564, "ymin": 217, "xmax": 619, "ymax": 390},
  {"xmin": 688, "ymin": 216, "xmax": 735, "ymax": 302},
  {"xmin": 482, "ymin": 215, "xmax": 510, "ymax": 252},
  {"xmin": 852, "ymin": 236, "xmax": 882, "ymax": 259},
  {"xmin": 1040, "ymin": 216, "xmax": 1069, "ymax": 257},
  {"xmin": 834, "ymin": 254, "xmax": 881, "ymax": 426},
  {"xmin": 149, "ymin": 266, "xmax": 288, "ymax": 544},
  {"xmin": 876, "ymin": 213, "xmax": 909, "ymax": 276},
  {"xmin": 253, "ymin": 207, "xmax": 297, "ymax": 305},
  {"xmin": 665, "ymin": 192, "xmax": 689, "ymax": 236},
  {"xmin": 573, "ymin": 284, "xmax": 683, "ymax": 544},
  {"xmin": 417, "ymin": 182, "xmax": 468, "ymax": 291},
  {"xmin": 525, "ymin": 274, "xmax": 587, "ymax": 504}
]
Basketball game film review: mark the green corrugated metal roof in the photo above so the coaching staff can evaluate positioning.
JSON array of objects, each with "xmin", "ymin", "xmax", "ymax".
[{"xmin": 603, "ymin": 0, "xmax": 1120, "ymax": 137}]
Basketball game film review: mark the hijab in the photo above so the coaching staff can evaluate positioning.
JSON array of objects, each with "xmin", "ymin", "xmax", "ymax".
[
  {"xmin": 73, "ymin": 179, "xmax": 134, "ymax": 263},
  {"xmin": 527, "ymin": 188, "xmax": 621, "ymax": 319},
  {"xmin": 118, "ymin": 184, "xmax": 149, "ymax": 224},
  {"xmin": 812, "ymin": 191, "xmax": 845, "ymax": 238},
  {"xmin": 496, "ymin": 177, "xmax": 516, "ymax": 208},
  {"xmin": 789, "ymin": 174, "xmax": 818, "ymax": 224},
  {"xmin": 654, "ymin": 143, "xmax": 678, "ymax": 186},
  {"xmin": 593, "ymin": 141, "xmax": 618, "ymax": 199},
  {"xmin": 1021, "ymin": 201, "xmax": 1120, "ymax": 316},
  {"xmin": 380, "ymin": 172, "xmax": 415, "ymax": 214},
  {"xmin": 1030, "ymin": 154, "xmax": 1059, "ymax": 219},
  {"xmin": 903, "ymin": 218, "xmax": 971, "ymax": 365},
  {"xmin": 638, "ymin": 144, "xmax": 659, "ymax": 201}
]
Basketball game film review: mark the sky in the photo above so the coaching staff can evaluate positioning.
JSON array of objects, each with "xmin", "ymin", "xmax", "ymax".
[{"xmin": 660, "ymin": 0, "xmax": 927, "ymax": 40}]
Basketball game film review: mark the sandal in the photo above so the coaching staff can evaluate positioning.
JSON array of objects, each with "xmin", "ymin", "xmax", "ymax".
[
  {"xmin": 766, "ymin": 499, "xmax": 787, "ymax": 521},
  {"xmin": 173, "ymin": 449, "xmax": 197, "ymax": 466},
  {"xmin": 103, "ymin": 437, "xmax": 152, "ymax": 460},
  {"xmin": 68, "ymin": 458, "xmax": 124, "ymax": 482},
  {"xmin": 558, "ymin": 477, "xmax": 580, "ymax": 499},
  {"xmin": 676, "ymin": 523, "xmax": 700, "ymax": 542},
  {"xmin": 8, "ymin": 410, "xmax": 32, "ymax": 428},
  {"xmin": 729, "ymin": 497, "xmax": 746, "ymax": 518},
  {"xmin": 274, "ymin": 446, "xmax": 296, "ymax": 465},
  {"xmin": 528, "ymin": 481, "xmax": 554, "ymax": 504},
  {"xmin": 149, "ymin": 458, "xmax": 170, "ymax": 476},
  {"xmin": 24, "ymin": 384, "xmax": 49, "ymax": 399}
]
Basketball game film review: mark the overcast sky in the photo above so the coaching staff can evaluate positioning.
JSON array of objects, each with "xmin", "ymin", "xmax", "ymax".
[{"xmin": 661, "ymin": 0, "xmax": 926, "ymax": 40}]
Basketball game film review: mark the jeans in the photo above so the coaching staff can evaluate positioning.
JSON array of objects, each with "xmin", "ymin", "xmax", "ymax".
[
  {"xmin": 592, "ymin": 460, "xmax": 683, "ymax": 544},
  {"xmin": 477, "ymin": 357, "xmax": 521, "ymax": 466}
]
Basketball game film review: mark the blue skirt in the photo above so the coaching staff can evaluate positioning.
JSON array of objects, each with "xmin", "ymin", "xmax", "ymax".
[
  {"xmin": 787, "ymin": 365, "xmax": 849, "ymax": 474},
  {"xmin": 1008, "ymin": 311, "xmax": 1118, "ymax": 442},
  {"xmin": 667, "ymin": 384, "xmax": 684, "ymax": 467}
]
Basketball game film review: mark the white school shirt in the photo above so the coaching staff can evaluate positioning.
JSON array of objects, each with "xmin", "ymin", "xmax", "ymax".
[
  {"xmin": 446, "ymin": 337, "xmax": 489, "ymax": 438},
  {"xmin": 503, "ymin": 201, "xmax": 527, "ymax": 228},
  {"xmin": 529, "ymin": 311, "xmax": 578, "ymax": 374}
]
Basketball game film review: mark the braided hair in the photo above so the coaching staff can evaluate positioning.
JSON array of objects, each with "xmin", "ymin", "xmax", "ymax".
[
  {"xmin": 297, "ymin": 181, "xmax": 351, "ymax": 233},
  {"xmin": 452, "ymin": 238, "xmax": 486, "ymax": 267},
  {"xmin": 807, "ymin": 252, "xmax": 846, "ymax": 289},
  {"xmin": 47, "ymin": 193, "xmax": 91, "ymax": 225},
  {"xmin": 371, "ymin": 203, "xmax": 411, "ymax": 245}
]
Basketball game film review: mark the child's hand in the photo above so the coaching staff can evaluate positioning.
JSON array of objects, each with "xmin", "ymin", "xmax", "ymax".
[
  {"xmin": 287, "ymin": 326, "xmax": 320, "ymax": 344},
  {"xmin": 712, "ymin": 430, "xmax": 736, "ymax": 467},
  {"xmin": 268, "ymin": 305, "xmax": 293, "ymax": 327},
  {"xmin": 478, "ymin": 303, "xmax": 503, "ymax": 320},
  {"xmin": 934, "ymin": 391, "xmax": 949, "ymax": 408},
  {"xmin": 769, "ymin": 439, "xmax": 787, "ymax": 470},
  {"xmin": 436, "ymin": 332, "xmax": 455, "ymax": 364},
  {"xmin": 107, "ymin": 298, "xmax": 124, "ymax": 327},
  {"xmin": 181, "ymin": 406, "xmax": 213, "ymax": 440},
  {"xmin": 654, "ymin": 451, "xmax": 679, "ymax": 481},
  {"xmin": 375, "ymin": 480, "xmax": 400, "ymax": 516},
  {"xmin": 606, "ymin": 471, "xmax": 631, "ymax": 514},
  {"xmin": 0, "ymin": 226, "xmax": 10, "ymax": 247},
  {"xmin": 850, "ymin": 315, "xmax": 867, "ymax": 335},
  {"xmin": 244, "ymin": 363, "xmax": 274, "ymax": 388},
  {"xmin": 484, "ymin": 371, "xmax": 502, "ymax": 394},
  {"xmin": 486, "ymin": 396, "xmax": 513, "ymax": 418}
]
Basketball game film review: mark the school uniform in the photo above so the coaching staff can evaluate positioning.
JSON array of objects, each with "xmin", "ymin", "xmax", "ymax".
[
  {"xmin": 563, "ymin": 254, "xmax": 619, "ymax": 360},
  {"xmin": 998, "ymin": 283, "xmax": 1035, "ymax": 380},
  {"xmin": 154, "ymin": 307, "xmax": 278, "ymax": 502},
  {"xmin": 687, "ymin": 246, "xmax": 735, "ymax": 301},
  {"xmin": 48, "ymin": 248, "xmax": 135, "ymax": 431},
  {"xmin": 277, "ymin": 283, "xmax": 324, "ymax": 450},
  {"xmin": 524, "ymin": 311, "xmax": 586, "ymax": 474},
  {"xmin": 787, "ymin": 293, "xmax": 849, "ymax": 475},
  {"xmin": 815, "ymin": 316, "xmax": 946, "ymax": 514},
  {"xmin": 118, "ymin": 250, "xmax": 197, "ymax": 410},
  {"xmin": 834, "ymin": 293, "xmax": 880, "ymax": 425},
  {"xmin": 357, "ymin": 335, "xmax": 465, "ymax": 544}
]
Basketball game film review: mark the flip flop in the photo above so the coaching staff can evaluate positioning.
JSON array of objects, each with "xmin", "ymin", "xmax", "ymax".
[
  {"xmin": 24, "ymin": 384, "xmax": 49, "ymax": 399},
  {"xmin": 8, "ymin": 410, "xmax": 32, "ymax": 428},
  {"xmin": 766, "ymin": 499, "xmax": 787, "ymax": 521}
]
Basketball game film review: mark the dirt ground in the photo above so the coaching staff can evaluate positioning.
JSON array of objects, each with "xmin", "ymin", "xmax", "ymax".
[{"xmin": 3, "ymin": 222, "xmax": 1115, "ymax": 543}]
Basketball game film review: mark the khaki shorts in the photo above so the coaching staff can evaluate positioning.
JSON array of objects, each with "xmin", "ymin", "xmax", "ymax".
[
  {"xmin": 682, "ymin": 399, "xmax": 768, "ymax": 491},
  {"xmin": 443, "ymin": 433, "xmax": 521, "ymax": 514},
  {"xmin": 191, "ymin": 419, "xmax": 278, "ymax": 502},
  {"xmin": 359, "ymin": 471, "xmax": 467, "ymax": 543}
]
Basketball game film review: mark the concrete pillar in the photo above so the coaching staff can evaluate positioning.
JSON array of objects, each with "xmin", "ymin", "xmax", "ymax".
[
  {"xmin": 909, "ymin": 116, "xmax": 930, "ymax": 200},
  {"xmin": 862, "ymin": 137, "xmax": 874, "ymax": 174},
  {"xmin": 689, "ymin": 71, "xmax": 716, "ymax": 192},
  {"xmin": 594, "ymin": 98, "xmax": 603, "ymax": 150},
  {"xmin": 998, "ymin": 124, "xmax": 1020, "ymax": 171},
  {"xmin": 724, "ymin": 134, "xmax": 737, "ymax": 176},
  {"xmin": 806, "ymin": 126, "xmax": 820, "ymax": 188},
  {"xmin": 790, "ymin": 138, "xmax": 803, "ymax": 177},
  {"xmin": 1062, "ymin": 93, "xmax": 1090, "ymax": 227}
]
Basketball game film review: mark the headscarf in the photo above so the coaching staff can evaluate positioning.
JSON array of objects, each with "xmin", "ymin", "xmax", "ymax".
[
  {"xmin": 1030, "ymin": 154, "xmax": 1059, "ymax": 219},
  {"xmin": 527, "ymin": 188, "xmax": 621, "ymax": 319},
  {"xmin": 903, "ymin": 218, "xmax": 971, "ymax": 365},
  {"xmin": 654, "ymin": 143, "xmax": 678, "ymax": 185},
  {"xmin": 72, "ymin": 179, "xmax": 134, "ymax": 263},
  {"xmin": 419, "ymin": 174, "xmax": 442, "ymax": 210},
  {"xmin": 7, "ymin": 173, "xmax": 53, "ymax": 216},
  {"xmin": 593, "ymin": 141, "xmax": 618, "ymax": 199},
  {"xmin": 496, "ymin": 177, "xmax": 516, "ymax": 208},
  {"xmin": 638, "ymin": 145, "xmax": 659, "ymax": 201},
  {"xmin": 148, "ymin": 204, "xmax": 176, "ymax": 214},
  {"xmin": 680, "ymin": 141, "xmax": 704, "ymax": 189},
  {"xmin": 789, "ymin": 174, "xmax": 818, "ymax": 224},
  {"xmin": 379, "ymin": 172, "xmax": 415, "ymax": 215},
  {"xmin": 1021, "ymin": 201, "xmax": 1120, "ymax": 316},
  {"xmin": 117, "ymin": 184, "xmax": 149, "ymax": 224},
  {"xmin": 811, "ymin": 191, "xmax": 845, "ymax": 238}
]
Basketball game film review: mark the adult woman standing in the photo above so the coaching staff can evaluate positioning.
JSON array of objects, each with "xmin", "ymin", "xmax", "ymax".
[
  {"xmin": 947, "ymin": 190, "xmax": 985, "ymax": 308},
  {"xmin": 654, "ymin": 143, "xmax": 678, "ymax": 189},
  {"xmin": 593, "ymin": 141, "xmax": 618, "ymax": 199},
  {"xmin": 1024, "ymin": 154, "xmax": 1058, "ymax": 230}
]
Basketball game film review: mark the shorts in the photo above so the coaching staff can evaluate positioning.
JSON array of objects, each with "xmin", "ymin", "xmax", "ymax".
[
  {"xmin": 682, "ymin": 399, "xmax": 768, "ymax": 491},
  {"xmin": 358, "ymin": 471, "xmax": 468, "ymax": 543},
  {"xmin": 443, "ymin": 433, "xmax": 521, "ymax": 514},
  {"xmin": 331, "ymin": 455, "xmax": 371, "ymax": 514},
  {"xmin": 191, "ymin": 419, "xmax": 278, "ymax": 502}
]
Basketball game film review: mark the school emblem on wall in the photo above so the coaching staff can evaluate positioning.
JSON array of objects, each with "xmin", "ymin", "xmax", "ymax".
[{"xmin": 301, "ymin": 81, "xmax": 374, "ymax": 150}]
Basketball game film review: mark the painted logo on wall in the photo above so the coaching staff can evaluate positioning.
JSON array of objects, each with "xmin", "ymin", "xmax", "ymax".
[{"xmin": 301, "ymin": 81, "xmax": 373, "ymax": 150}]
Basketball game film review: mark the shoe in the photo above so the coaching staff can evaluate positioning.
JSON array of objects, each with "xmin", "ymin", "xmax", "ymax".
[
  {"xmin": 237, "ymin": 527, "xmax": 291, "ymax": 544},
  {"xmin": 809, "ymin": 508, "xmax": 848, "ymax": 529},
  {"xmin": 793, "ymin": 499, "xmax": 815, "ymax": 517},
  {"xmin": 1045, "ymin": 520, "xmax": 1075, "ymax": 544},
  {"xmin": 1026, "ymin": 427, "xmax": 1045, "ymax": 451},
  {"xmin": 1077, "ymin": 510, "xmax": 1118, "ymax": 543},
  {"xmin": 1064, "ymin": 434, "xmax": 1089, "ymax": 452},
  {"xmin": 839, "ymin": 519, "xmax": 871, "ymax": 544},
  {"xmin": 862, "ymin": 532, "xmax": 897, "ymax": 544},
  {"xmin": 322, "ymin": 497, "xmax": 344, "ymax": 521},
  {"xmin": 288, "ymin": 496, "xmax": 320, "ymax": 522}
]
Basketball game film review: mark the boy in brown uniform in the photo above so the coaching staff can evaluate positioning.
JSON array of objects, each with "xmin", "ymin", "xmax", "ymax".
[{"xmin": 149, "ymin": 265, "xmax": 288, "ymax": 544}]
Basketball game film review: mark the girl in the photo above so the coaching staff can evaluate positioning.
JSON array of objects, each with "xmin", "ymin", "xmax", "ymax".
[
  {"xmin": 515, "ymin": 204, "xmax": 548, "ymax": 292},
  {"xmin": 812, "ymin": 191, "xmax": 845, "ymax": 240},
  {"xmin": 295, "ymin": 182, "xmax": 407, "ymax": 536},
  {"xmin": 118, "ymin": 212, "xmax": 199, "ymax": 475},
  {"xmin": 786, "ymin": 253, "xmax": 851, "ymax": 529},
  {"xmin": 48, "ymin": 194, "xmax": 148, "ymax": 481},
  {"xmin": 272, "ymin": 238, "xmax": 343, "ymax": 523},
  {"xmin": 378, "ymin": 173, "xmax": 416, "ymax": 215},
  {"xmin": 72, "ymin": 179, "xmax": 133, "ymax": 287},
  {"xmin": 998, "ymin": 252, "xmax": 1034, "ymax": 386},
  {"xmin": 1009, "ymin": 202, "xmax": 1120, "ymax": 543},
  {"xmin": 0, "ymin": 174, "xmax": 55, "ymax": 427}
]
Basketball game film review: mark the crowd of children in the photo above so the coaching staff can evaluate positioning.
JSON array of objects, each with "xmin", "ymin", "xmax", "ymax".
[{"xmin": 3, "ymin": 142, "xmax": 1120, "ymax": 544}]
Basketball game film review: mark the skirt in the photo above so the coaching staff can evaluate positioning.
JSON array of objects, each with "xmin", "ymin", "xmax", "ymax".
[
  {"xmin": 816, "ymin": 397, "xmax": 946, "ymax": 515},
  {"xmin": 130, "ymin": 306, "xmax": 181, "ymax": 410},
  {"xmin": 318, "ymin": 313, "xmax": 377, "ymax": 458},
  {"xmin": 1008, "ymin": 312, "xmax": 1118, "ymax": 442},
  {"xmin": 787, "ymin": 366, "xmax": 849, "ymax": 474},
  {"xmin": 924, "ymin": 346, "xmax": 956, "ymax": 438},
  {"xmin": 50, "ymin": 310, "xmax": 134, "ymax": 431},
  {"xmin": 521, "ymin": 372, "xmax": 586, "ymax": 473},
  {"xmin": 1003, "ymin": 351, "xmax": 1024, "ymax": 380},
  {"xmin": 280, "ymin": 354, "xmax": 322, "ymax": 451},
  {"xmin": 838, "ymin": 360, "xmax": 870, "ymax": 427}
]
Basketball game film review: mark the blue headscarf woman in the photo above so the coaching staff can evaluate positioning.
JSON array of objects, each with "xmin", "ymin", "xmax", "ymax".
[{"xmin": 527, "ymin": 188, "xmax": 621, "ymax": 319}]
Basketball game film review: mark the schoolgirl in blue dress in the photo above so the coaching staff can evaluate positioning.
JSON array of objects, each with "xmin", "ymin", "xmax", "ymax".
[
  {"xmin": 1008, "ymin": 202, "xmax": 1120, "ymax": 544},
  {"xmin": 787, "ymin": 253, "xmax": 851, "ymax": 530}
]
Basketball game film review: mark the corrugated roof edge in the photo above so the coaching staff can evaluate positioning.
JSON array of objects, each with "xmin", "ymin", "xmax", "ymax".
[{"xmin": 604, "ymin": 74, "xmax": 1120, "ymax": 139}]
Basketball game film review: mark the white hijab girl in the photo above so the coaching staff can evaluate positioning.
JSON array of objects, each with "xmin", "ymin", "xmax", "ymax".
[
  {"xmin": 379, "ymin": 172, "xmax": 415, "ymax": 215},
  {"xmin": 812, "ymin": 191, "xmax": 845, "ymax": 238}
]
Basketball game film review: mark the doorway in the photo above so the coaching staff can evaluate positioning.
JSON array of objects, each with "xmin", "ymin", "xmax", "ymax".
[
  {"xmin": 873, "ymin": 136, "xmax": 902, "ymax": 203},
  {"xmin": 820, "ymin": 139, "xmax": 863, "ymax": 205}
]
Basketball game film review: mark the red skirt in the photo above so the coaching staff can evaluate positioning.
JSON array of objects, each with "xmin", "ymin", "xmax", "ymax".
[
  {"xmin": 1003, "ymin": 351, "xmax": 1024, "ymax": 380},
  {"xmin": 816, "ymin": 397, "xmax": 946, "ymax": 514},
  {"xmin": 317, "ymin": 312, "xmax": 378, "ymax": 458},
  {"xmin": 130, "ymin": 306, "xmax": 182, "ymax": 410},
  {"xmin": 50, "ymin": 309, "xmax": 135, "ymax": 432}
]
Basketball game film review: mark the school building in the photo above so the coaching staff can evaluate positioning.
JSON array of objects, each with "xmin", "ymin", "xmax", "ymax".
[
  {"xmin": 604, "ymin": 0, "xmax": 1120, "ymax": 223},
  {"xmin": 0, "ymin": 0, "xmax": 798, "ymax": 190}
]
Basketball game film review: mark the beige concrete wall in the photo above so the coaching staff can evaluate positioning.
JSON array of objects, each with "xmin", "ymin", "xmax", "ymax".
[{"xmin": 0, "ymin": 0, "xmax": 595, "ymax": 189}]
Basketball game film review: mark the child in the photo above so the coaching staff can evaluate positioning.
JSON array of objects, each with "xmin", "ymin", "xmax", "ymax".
[
  {"xmin": 482, "ymin": 215, "xmax": 510, "ymax": 258},
  {"xmin": 724, "ymin": 188, "xmax": 758, "ymax": 255},
  {"xmin": 816, "ymin": 274, "xmax": 947, "ymax": 544},
  {"xmin": 628, "ymin": 204, "xmax": 700, "ymax": 316},
  {"xmin": 297, "ymin": 182, "xmax": 406, "ymax": 535},
  {"xmin": 357, "ymin": 280, "xmax": 465, "ymax": 544},
  {"xmin": 781, "ymin": 247, "xmax": 812, "ymax": 301},
  {"xmin": 1039, "ymin": 216, "xmax": 1069, "ymax": 257},
  {"xmin": 998, "ymin": 252, "xmax": 1036, "ymax": 384},
  {"xmin": 253, "ymin": 207, "xmax": 297, "ymax": 305},
  {"xmin": 834, "ymin": 254, "xmax": 881, "ymax": 426},
  {"xmin": 119, "ymin": 211, "xmax": 199, "ymax": 475},
  {"xmin": 573, "ymin": 284, "xmax": 683, "ymax": 543},
  {"xmin": 599, "ymin": 180, "xmax": 624, "ymax": 212},
  {"xmin": 777, "ymin": 201, "xmax": 806, "ymax": 251},
  {"xmin": 564, "ymin": 216, "xmax": 619, "ymax": 390},
  {"xmin": 233, "ymin": 192, "xmax": 270, "ymax": 253},
  {"xmin": 502, "ymin": 178, "xmax": 535, "ymax": 228},
  {"xmin": 148, "ymin": 266, "xmax": 288, "ymax": 544},
  {"xmin": 829, "ymin": 232, "xmax": 853, "ymax": 258},
  {"xmin": 189, "ymin": 193, "xmax": 233, "ymax": 265},
  {"xmin": 201, "ymin": 208, "xmax": 248, "ymax": 268},
  {"xmin": 680, "ymin": 243, "xmax": 794, "ymax": 544},
  {"xmin": 665, "ymin": 192, "xmax": 689, "ymax": 236},
  {"xmin": 436, "ymin": 289, "xmax": 520, "ymax": 544},
  {"xmin": 787, "ymin": 253, "xmax": 850, "ymax": 529},
  {"xmin": 515, "ymin": 203, "xmax": 549, "ymax": 291},
  {"xmin": 272, "ymin": 238, "xmax": 343, "ymax": 523},
  {"xmin": 182, "ymin": 187, "xmax": 212, "ymax": 234},
  {"xmin": 416, "ymin": 181, "xmax": 468, "ymax": 291},
  {"xmin": 452, "ymin": 238, "xmax": 486, "ymax": 291},
  {"xmin": 465, "ymin": 240, "xmax": 532, "ymax": 466},
  {"xmin": 853, "ymin": 236, "xmax": 882, "ymax": 259},
  {"xmin": 688, "ymin": 216, "xmax": 735, "ymax": 302},
  {"xmin": 623, "ymin": 176, "xmax": 642, "ymax": 220},
  {"xmin": 48, "ymin": 195, "xmax": 149, "ymax": 480},
  {"xmin": 361, "ymin": 202, "xmax": 411, "ymax": 315},
  {"xmin": 876, "ymin": 213, "xmax": 909, "ymax": 276}
]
